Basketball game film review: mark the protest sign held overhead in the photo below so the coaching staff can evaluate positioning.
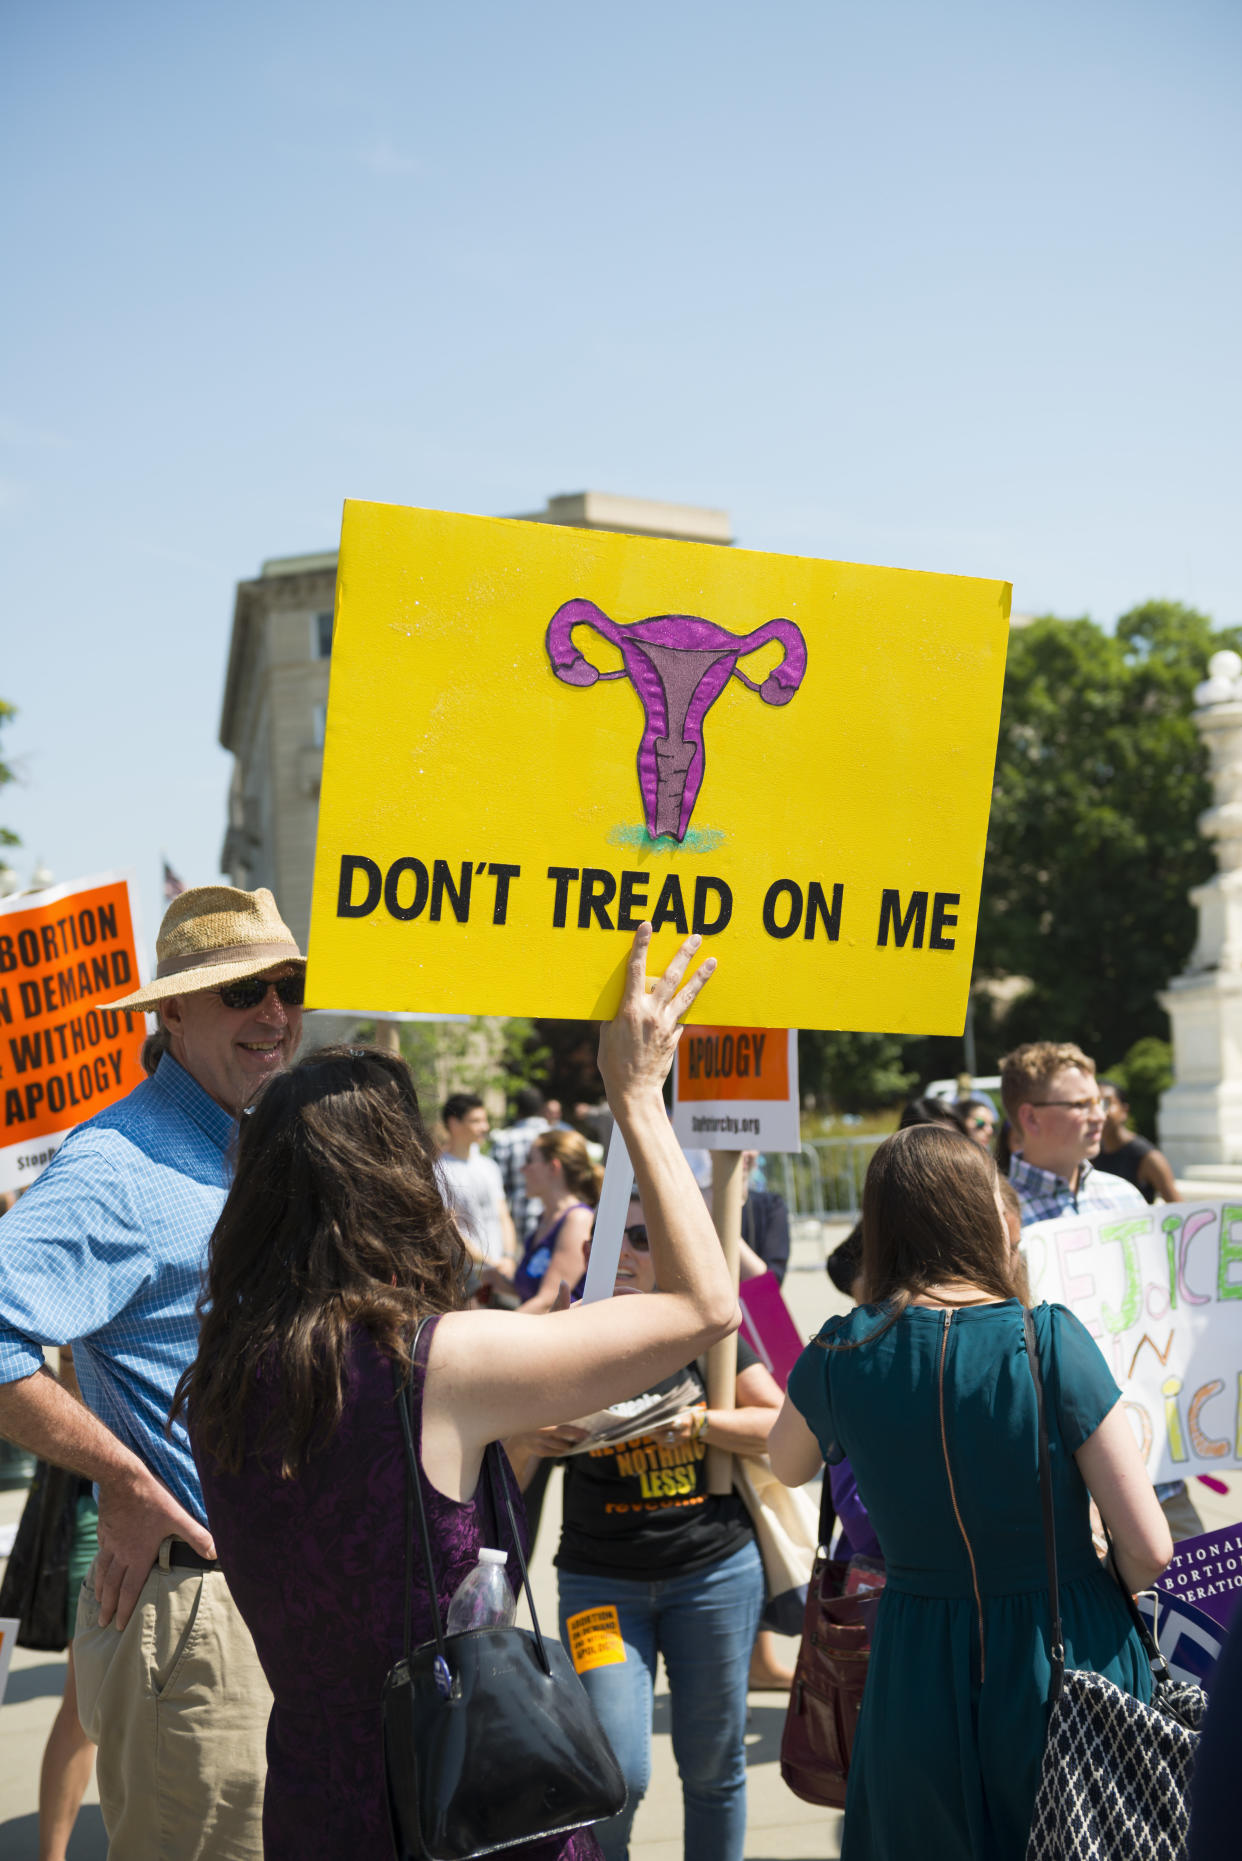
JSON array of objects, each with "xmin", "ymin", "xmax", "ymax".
[
  {"xmin": 0, "ymin": 873, "xmax": 147, "ymax": 1192},
  {"xmin": 1024, "ymin": 1200, "xmax": 1242, "ymax": 1484},
  {"xmin": 672, "ymin": 1025, "xmax": 800, "ymax": 1152},
  {"xmin": 306, "ymin": 502, "xmax": 1010, "ymax": 1030}
]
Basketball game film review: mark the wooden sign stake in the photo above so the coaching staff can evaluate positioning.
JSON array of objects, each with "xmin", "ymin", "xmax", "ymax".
[{"xmin": 706, "ymin": 1148, "xmax": 743, "ymax": 1494}]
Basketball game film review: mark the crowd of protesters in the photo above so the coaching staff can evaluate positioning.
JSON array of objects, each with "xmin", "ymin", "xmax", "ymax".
[{"xmin": 0, "ymin": 880, "xmax": 1237, "ymax": 1861}]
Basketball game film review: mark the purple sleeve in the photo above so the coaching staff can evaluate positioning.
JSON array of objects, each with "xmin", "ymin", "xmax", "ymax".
[{"xmin": 828, "ymin": 1457, "xmax": 881, "ymax": 1560}]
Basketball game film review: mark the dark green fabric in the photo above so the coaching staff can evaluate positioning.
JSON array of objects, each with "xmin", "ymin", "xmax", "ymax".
[
  {"xmin": 787, "ymin": 1300, "xmax": 1152, "ymax": 1861},
  {"xmin": 66, "ymin": 1490, "xmax": 98, "ymax": 1643}
]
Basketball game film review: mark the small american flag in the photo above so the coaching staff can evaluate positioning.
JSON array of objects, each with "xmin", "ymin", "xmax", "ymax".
[{"xmin": 162, "ymin": 859, "xmax": 187, "ymax": 901}]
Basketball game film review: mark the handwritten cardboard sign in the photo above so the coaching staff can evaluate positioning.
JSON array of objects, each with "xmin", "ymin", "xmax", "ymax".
[
  {"xmin": 0, "ymin": 872, "xmax": 147, "ymax": 1192},
  {"xmin": 1023, "ymin": 1201, "xmax": 1242, "ymax": 1484},
  {"xmin": 672, "ymin": 1024, "xmax": 799, "ymax": 1150},
  {"xmin": 305, "ymin": 502, "xmax": 1009, "ymax": 1031}
]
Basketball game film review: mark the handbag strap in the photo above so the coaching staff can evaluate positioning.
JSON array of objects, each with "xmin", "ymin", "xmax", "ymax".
[
  {"xmin": 393, "ymin": 1316, "xmax": 553, "ymax": 1677},
  {"xmin": 1022, "ymin": 1307, "xmax": 1066, "ymax": 1705}
]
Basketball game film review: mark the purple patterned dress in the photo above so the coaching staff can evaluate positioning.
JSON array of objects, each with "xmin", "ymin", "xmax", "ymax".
[{"xmin": 194, "ymin": 1316, "xmax": 603, "ymax": 1860}]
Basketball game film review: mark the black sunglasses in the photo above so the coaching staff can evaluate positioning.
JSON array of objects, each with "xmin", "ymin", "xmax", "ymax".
[
  {"xmin": 216, "ymin": 973, "xmax": 305, "ymax": 1012},
  {"xmin": 622, "ymin": 1223, "xmax": 650, "ymax": 1252}
]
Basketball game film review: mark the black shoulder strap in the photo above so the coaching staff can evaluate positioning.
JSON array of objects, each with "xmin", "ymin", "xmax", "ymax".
[
  {"xmin": 1022, "ymin": 1307, "xmax": 1066, "ymax": 1704},
  {"xmin": 393, "ymin": 1316, "xmax": 553, "ymax": 1677},
  {"xmin": 1023, "ymin": 1308, "xmax": 1171, "ymax": 1696}
]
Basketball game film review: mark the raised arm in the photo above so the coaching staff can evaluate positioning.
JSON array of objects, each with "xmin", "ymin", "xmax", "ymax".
[
  {"xmin": 423, "ymin": 926, "xmax": 738, "ymax": 1496},
  {"xmin": 1074, "ymin": 1403, "xmax": 1173, "ymax": 1593}
]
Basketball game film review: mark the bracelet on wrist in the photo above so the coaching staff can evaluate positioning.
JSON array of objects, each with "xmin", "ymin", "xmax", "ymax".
[{"xmin": 694, "ymin": 1412, "xmax": 709, "ymax": 1443}]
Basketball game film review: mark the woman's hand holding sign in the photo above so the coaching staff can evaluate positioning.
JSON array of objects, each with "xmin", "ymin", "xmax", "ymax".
[{"xmin": 597, "ymin": 924, "xmax": 716, "ymax": 1112}]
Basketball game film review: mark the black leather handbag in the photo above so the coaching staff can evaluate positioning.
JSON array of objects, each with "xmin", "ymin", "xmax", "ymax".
[{"xmin": 382, "ymin": 1337, "xmax": 627, "ymax": 1860}]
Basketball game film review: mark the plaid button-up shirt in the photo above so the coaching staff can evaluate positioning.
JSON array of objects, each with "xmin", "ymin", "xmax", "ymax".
[
  {"xmin": 1009, "ymin": 1152, "xmax": 1147, "ymax": 1227},
  {"xmin": 0, "ymin": 1054, "xmax": 232, "ymax": 1524}
]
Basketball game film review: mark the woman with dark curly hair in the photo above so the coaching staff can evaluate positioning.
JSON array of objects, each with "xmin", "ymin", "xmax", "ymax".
[{"xmin": 173, "ymin": 927, "xmax": 736, "ymax": 1861}]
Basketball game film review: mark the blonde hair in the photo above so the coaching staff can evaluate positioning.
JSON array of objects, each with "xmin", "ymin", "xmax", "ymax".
[
  {"xmin": 998, "ymin": 1041, "xmax": 1094, "ymax": 1125},
  {"xmin": 533, "ymin": 1129, "xmax": 604, "ymax": 1207}
]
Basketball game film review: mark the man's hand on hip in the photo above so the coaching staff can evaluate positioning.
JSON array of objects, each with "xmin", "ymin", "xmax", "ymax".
[
  {"xmin": 93, "ymin": 1465, "xmax": 217, "ymax": 1630},
  {"xmin": 0, "ymin": 1367, "xmax": 217, "ymax": 1631}
]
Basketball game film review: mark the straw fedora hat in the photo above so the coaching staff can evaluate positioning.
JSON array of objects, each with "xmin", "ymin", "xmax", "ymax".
[{"xmin": 106, "ymin": 885, "xmax": 306, "ymax": 1013}]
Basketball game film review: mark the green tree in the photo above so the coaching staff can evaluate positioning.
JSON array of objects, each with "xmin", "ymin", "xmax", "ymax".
[
  {"xmin": 799, "ymin": 1030, "xmax": 916, "ymax": 1113},
  {"xmin": 1099, "ymin": 1037, "xmax": 1174, "ymax": 1142},
  {"xmin": 973, "ymin": 601, "xmax": 1240, "ymax": 1067},
  {"xmin": 0, "ymin": 700, "xmax": 18, "ymax": 847}
]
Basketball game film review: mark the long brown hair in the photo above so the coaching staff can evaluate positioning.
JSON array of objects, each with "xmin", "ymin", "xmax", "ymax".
[
  {"xmin": 532, "ymin": 1128, "xmax": 604, "ymax": 1207},
  {"xmin": 821, "ymin": 1126, "xmax": 1023, "ymax": 1352},
  {"xmin": 172, "ymin": 1045, "xmax": 468, "ymax": 1477},
  {"xmin": 863, "ymin": 1124, "xmax": 1023, "ymax": 1312}
]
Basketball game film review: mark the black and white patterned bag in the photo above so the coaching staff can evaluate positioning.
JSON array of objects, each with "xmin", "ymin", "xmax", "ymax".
[{"xmin": 1021, "ymin": 1310, "xmax": 1206, "ymax": 1861}]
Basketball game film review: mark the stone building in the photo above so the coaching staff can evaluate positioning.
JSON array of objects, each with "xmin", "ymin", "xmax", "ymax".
[{"xmin": 217, "ymin": 492, "xmax": 732, "ymax": 1035}]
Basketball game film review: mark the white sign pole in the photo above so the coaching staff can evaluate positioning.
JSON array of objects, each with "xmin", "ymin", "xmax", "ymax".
[{"xmin": 581, "ymin": 1122, "xmax": 635, "ymax": 1305}]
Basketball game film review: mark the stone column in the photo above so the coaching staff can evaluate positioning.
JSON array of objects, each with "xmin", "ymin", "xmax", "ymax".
[{"xmin": 1159, "ymin": 650, "xmax": 1242, "ymax": 1171}]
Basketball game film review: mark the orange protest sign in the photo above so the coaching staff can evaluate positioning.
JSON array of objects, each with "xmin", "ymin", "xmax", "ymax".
[
  {"xmin": 0, "ymin": 873, "xmax": 148, "ymax": 1191},
  {"xmin": 676, "ymin": 1026, "xmax": 789, "ymax": 1103},
  {"xmin": 672, "ymin": 1025, "xmax": 800, "ymax": 1151}
]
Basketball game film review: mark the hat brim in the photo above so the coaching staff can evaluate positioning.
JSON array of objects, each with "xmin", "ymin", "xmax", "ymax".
[{"xmin": 103, "ymin": 951, "xmax": 307, "ymax": 1015}]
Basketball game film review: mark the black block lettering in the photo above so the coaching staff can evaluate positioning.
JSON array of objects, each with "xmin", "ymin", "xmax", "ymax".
[
  {"xmin": 693, "ymin": 877, "xmax": 732, "ymax": 936},
  {"xmin": 763, "ymin": 880, "xmax": 803, "ymax": 939},
  {"xmin": 430, "ymin": 860, "xmax": 472, "ymax": 924},
  {"xmin": 487, "ymin": 864, "xmax": 521, "ymax": 925},
  {"xmin": 547, "ymin": 868, "xmax": 580, "ymax": 929},
  {"xmin": 578, "ymin": 869, "xmax": 617, "ymax": 931},
  {"xmin": 877, "ymin": 890, "xmax": 928, "ymax": 948},
  {"xmin": 650, "ymin": 874, "xmax": 688, "ymax": 935},
  {"xmin": 338, "ymin": 855, "xmax": 382, "ymax": 918},
  {"xmin": 930, "ymin": 892, "xmax": 960, "ymax": 951},
  {"xmin": 805, "ymin": 881, "xmax": 843, "ymax": 942},
  {"xmin": 384, "ymin": 858, "xmax": 429, "ymax": 922},
  {"xmin": 617, "ymin": 871, "xmax": 650, "ymax": 933}
]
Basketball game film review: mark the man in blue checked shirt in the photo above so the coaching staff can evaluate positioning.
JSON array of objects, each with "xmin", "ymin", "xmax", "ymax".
[
  {"xmin": 0, "ymin": 885, "xmax": 305, "ymax": 1861},
  {"xmin": 1001, "ymin": 1038, "xmax": 1203, "ymax": 1546}
]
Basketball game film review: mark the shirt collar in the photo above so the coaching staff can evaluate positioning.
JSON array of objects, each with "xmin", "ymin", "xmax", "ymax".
[
  {"xmin": 1010, "ymin": 1153, "xmax": 1095, "ymax": 1197},
  {"xmin": 151, "ymin": 1052, "xmax": 236, "ymax": 1152}
]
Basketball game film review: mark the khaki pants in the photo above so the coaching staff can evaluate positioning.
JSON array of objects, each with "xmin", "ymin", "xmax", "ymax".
[{"xmin": 74, "ymin": 1538, "xmax": 272, "ymax": 1861}]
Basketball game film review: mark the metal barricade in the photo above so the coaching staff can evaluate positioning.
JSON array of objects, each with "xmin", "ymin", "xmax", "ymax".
[{"xmin": 764, "ymin": 1137, "xmax": 885, "ymax": 1221}]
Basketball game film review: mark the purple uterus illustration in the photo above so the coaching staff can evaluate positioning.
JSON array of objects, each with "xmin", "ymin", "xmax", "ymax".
[{"xmin": 546, "ymin": 598, "xmax": 808, "ymax": 843}]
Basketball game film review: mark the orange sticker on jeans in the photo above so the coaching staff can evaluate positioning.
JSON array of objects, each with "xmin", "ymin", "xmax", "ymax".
[{"xmin": 565, "ymin": 1606, "xmax": 627, "ymax": 1674}]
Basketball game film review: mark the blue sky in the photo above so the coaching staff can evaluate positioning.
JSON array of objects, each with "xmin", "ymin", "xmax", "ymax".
[{"xmin": 3, "ymin": 0, "xmax": 1239, "ymax": 945}]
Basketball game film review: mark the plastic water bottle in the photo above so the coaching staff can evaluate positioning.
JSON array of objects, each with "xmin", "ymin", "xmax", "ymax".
[{"xmin": 445, "ymin": 1547, "xmax": 516, "ymax": 1633}]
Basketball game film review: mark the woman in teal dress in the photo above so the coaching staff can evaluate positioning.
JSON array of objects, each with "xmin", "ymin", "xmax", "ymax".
[{"xmin": 771, "ymin": 1124, "xmax": 1172, "ymax": 1861}]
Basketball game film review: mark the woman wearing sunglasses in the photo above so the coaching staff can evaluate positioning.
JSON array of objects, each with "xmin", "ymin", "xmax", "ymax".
[
  {"xmin": 508, "ymin": 1200, "xmax": 785, "ymax": 1861},
  {"xmin": 173, "ymin": 927, "xmax": 738, "ymax": 1861}
]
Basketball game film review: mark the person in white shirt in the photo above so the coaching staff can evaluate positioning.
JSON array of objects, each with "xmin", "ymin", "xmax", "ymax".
[{"xmin": 435, "ymin": 1093, "xmax": 517, "ymax": 1268}]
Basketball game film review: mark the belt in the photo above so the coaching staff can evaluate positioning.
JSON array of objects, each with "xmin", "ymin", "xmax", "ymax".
[{"xmin": 168, "ymin": 1542, "xmax": 220, "ymax": 1572}]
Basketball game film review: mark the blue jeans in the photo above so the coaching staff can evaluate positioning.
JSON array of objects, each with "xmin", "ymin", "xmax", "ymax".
[{"xmin": 558, "ymin": 1538, "xmax": 764, "ymax": 1861}]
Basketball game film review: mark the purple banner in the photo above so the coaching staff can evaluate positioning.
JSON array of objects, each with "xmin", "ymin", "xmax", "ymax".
[{"xmin": 1155, "ymin": 1519, "xmax": 1242, "ymax": 1633}]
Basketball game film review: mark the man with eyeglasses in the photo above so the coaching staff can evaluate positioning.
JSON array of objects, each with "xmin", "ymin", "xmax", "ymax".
[
  {"xmin": 0, "ymin": 885, "xmax": 305, "ymax": 1860},
  {"xmin": 999, "ymin": 1039, "xmax": 1201, "ymax": 1541},
  {"xmin": 999, "ymin": 1041, "xmax": 1147, "ymax": 1226}
]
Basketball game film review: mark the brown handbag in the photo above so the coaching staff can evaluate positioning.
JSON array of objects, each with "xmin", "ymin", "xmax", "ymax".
[{"xmin": 779, "ymin": 1550, "xmax": 879, "ymax": 1808}]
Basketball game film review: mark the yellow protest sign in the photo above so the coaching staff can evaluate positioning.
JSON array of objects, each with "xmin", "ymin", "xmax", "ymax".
[{"xmin": 306, "ymin": 502, "xmax": 1009, "ymax": 1032}]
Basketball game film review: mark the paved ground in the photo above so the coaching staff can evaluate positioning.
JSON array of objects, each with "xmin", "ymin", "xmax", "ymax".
[{"xmin": 0, "ymin": 1231, "xmax": 851, "ymax": 1860}]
